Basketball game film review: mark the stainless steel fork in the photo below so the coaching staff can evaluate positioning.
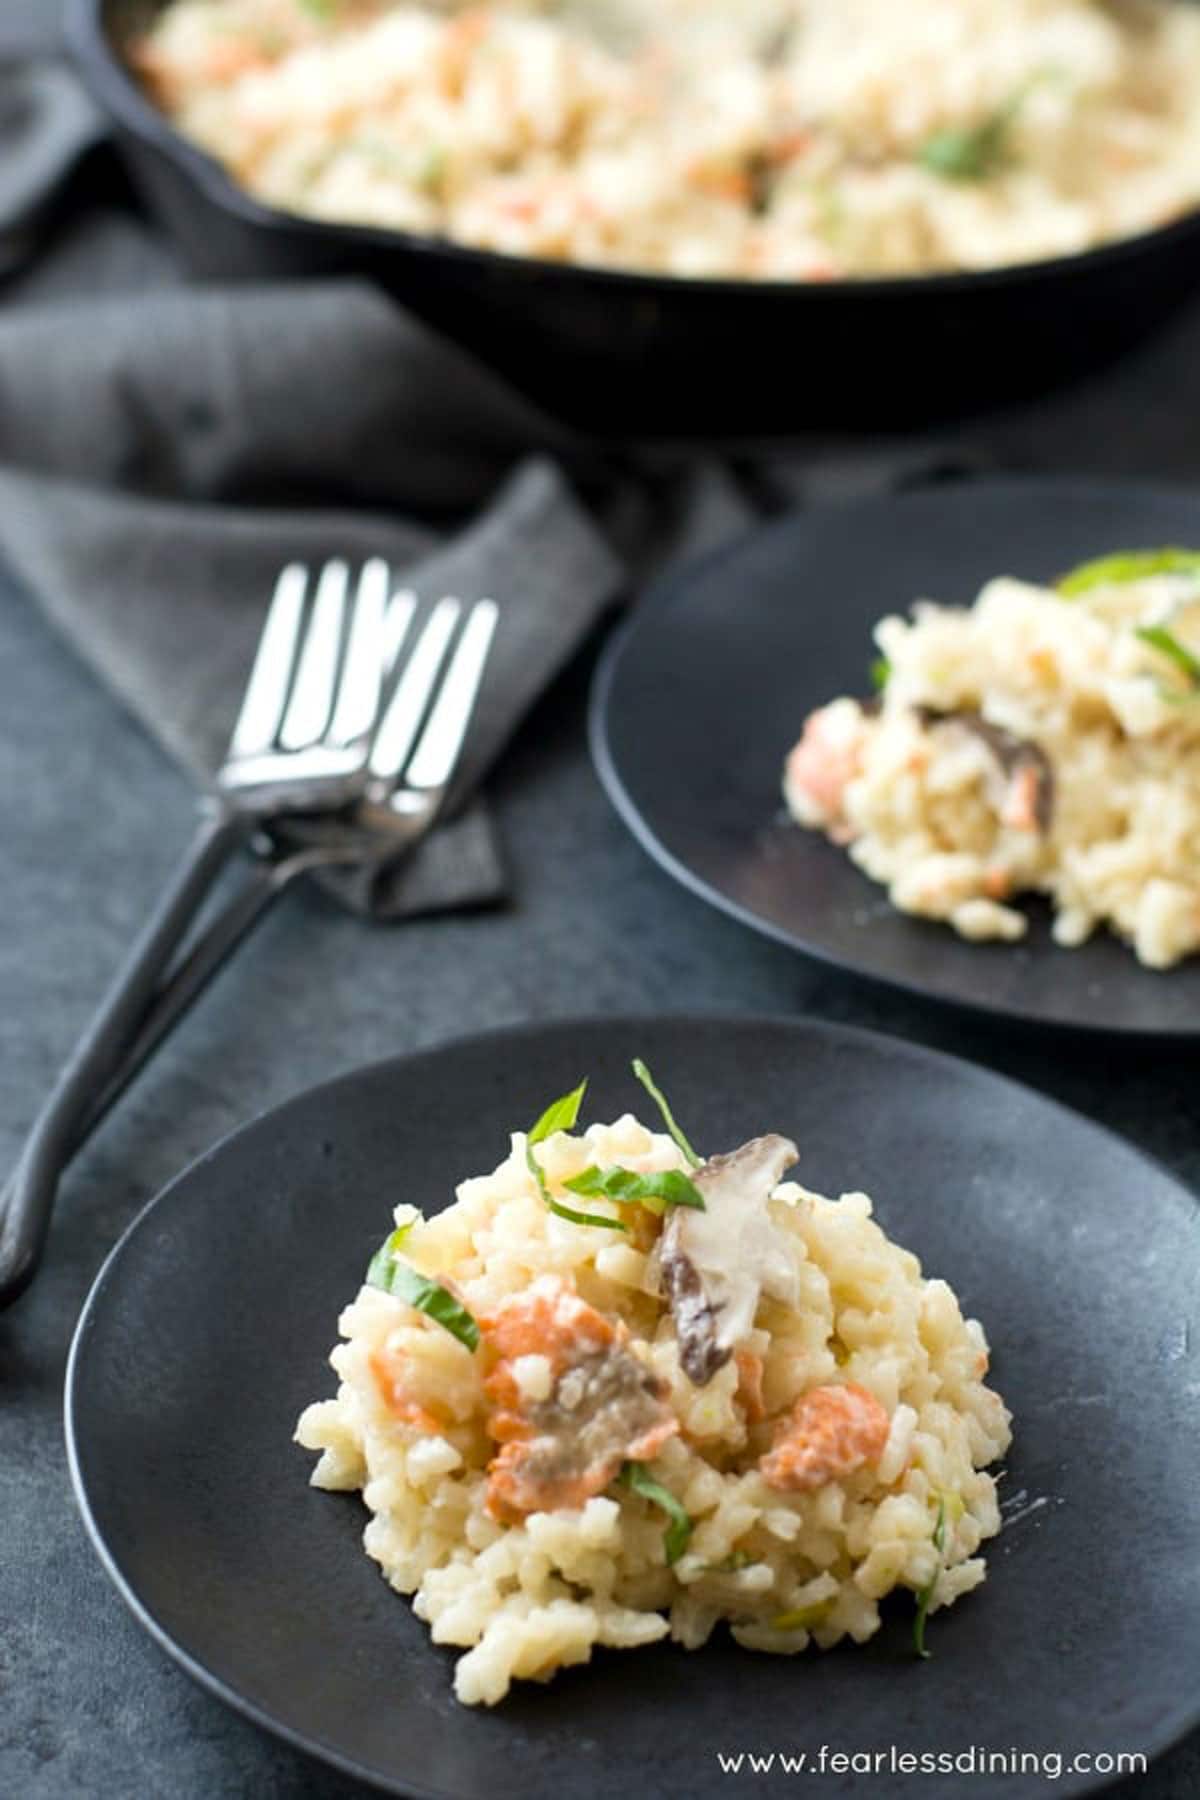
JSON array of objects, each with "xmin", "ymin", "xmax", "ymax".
[
  {"xmin": 73, "ymin": 590, "xmax": 500, "ymax": 1155},
  {"xmin": 0, "ymin": 564, "xmax": 498, "ymax": 1306}
]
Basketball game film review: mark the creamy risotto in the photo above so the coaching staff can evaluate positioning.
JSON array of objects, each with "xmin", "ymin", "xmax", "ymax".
[
  {"xmin": 784, "ymin": 550, "xmax": 1200, "ymax": 968},
  {"xmin": 296, "ymin": 1064, "xmax": 1011, "ymax": 1705},
  {"xmin": 137, "ymin": 0, "xmax": 1200, "ymax": 279}
]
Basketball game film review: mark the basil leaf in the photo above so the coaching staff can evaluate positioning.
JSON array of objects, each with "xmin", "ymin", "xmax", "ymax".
[
  {"xmin": 528, "ymin": 1081, "xmax": 588, "ymax": 1149},
  {"xmin": 869, "ymin": 657, "xmax": 891, "ymax": 692},
  {"xmin": 564, "ymin": 1165, "xmax": 705, "ymax": 1211},
  {"xmin": 546, "ymin": 1196, "xmax": 629, "ymax": 1232},
  {"xmin": 918, "ymin": 121, "xmax": 1007, "ymax": 181},
  {"xmin": 631, "ymin": 1059, "xmax": 701, "ymax": 1167},
  {"xmin": 364, "ymin": 1222, "xmax": 416, "ymax": 1290},
  {"xmin": 618, "ymin": 1461, "xmax": 693, "ymax": 1565},
  {"xmin": 918, "ymin": 76, "xmax": 1042, "ymax": 183},
  {"xmin": 524, "ymin": 1080, "xmax": 625, "ymax": 1230},
  {"xmin": 913, "ymin": 1496, "xmax": 947, "ymax": 1659},
  {"xmin": 1056, "ymin": 548, "xmax": 1200, "ymax": 596},
  {"xmin": 365, "ymin": 1234, "xmax": 479, "ymax": 1352},
  {"xmin": 1135, "ymin": 624, "xmax": 1200, "ymax": 686}
]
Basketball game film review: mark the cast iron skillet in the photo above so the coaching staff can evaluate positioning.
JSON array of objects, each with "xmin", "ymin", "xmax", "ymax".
[
  {"xmin": 591, "ymin": 477, "xmax": 1200, "ymax": 1039},
  {"xmin": 69, "ymin": 0, "xmax": 1200, "ymax": 436},
  {"xmin": 65, "ymin": 1016, "xmax": 1200, "ymax": 1797}
]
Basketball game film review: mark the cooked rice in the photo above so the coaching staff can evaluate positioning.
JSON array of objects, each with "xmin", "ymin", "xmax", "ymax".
[
  {"xmin": 783, "ymin": 564, "xmax": 1200, "ymax": 968},
  {"xmin": 296, "ymin": 1110, "xmax": 1011, "ymax": 1705},
  {"xmin": 138, "ymin": 0, "xmax": 1200, "ymax": 280}
]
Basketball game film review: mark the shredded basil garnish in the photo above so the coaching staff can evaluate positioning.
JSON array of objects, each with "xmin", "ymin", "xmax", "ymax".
[
  {"xmin": 913, "ymin": 1496, "xmax": 947, "ymax": 1659},
  {"xmin": 564, "ymin": 1165, "xmax": 705, "ymax": 1212},
  {"xmin": 918, "ymin": 118, "xmax": 1008, "ymax": 181},
  {"xmin": 1057, "ymin": 547, "xmax": 1200, "ymax": 596},
  {"xmin": 365, "ymin": 1230, "xmax": 479, "ymax": 1351},
  {"xmin": 1135, "ymin": 624, "xmax": 1200, "ymax": 687},
  {"xmin": 528, "ymin": 1081, "xmax": 589, "ymax": 1149},
  {"xmin": 526, "ymin": 1081, "xmax": 628, "ymax": 1233},
  {"xmin": 631, "ymin": 1059, "xmax": 701, "ymax": 1167},
  {"xmin": 918, "ymin": 71, "xmax": 1056, "ymax": 183},
  {"xmin": 548, "ymin": 1196, "xmax": 629, "ymax": 1231},
  {"xmin": 618, "ymin": 1461, "xmax": 693, "ymax": 1564},
  {"xmin": 365, "ymin": 1222, "xmax": 415, "ymax": 1289}
]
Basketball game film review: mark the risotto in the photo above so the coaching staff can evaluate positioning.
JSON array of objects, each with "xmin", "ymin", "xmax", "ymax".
[
  {"xmin": 784, "ymin": 550, "xmax": 1200, "ymax": 968},
  {"xmin": 295, "ymin": 1063, "xmax": 1011, "ymax": 1705},
  {"xmin": 136, "ymin": 0, "xmax": 1200, "ymax": 280}
]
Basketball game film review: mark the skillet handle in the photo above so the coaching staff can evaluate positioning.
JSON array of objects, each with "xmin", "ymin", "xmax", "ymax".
[{"xmin": 0, "ymin": 805, "xmax": 249, "ymax": 1308}]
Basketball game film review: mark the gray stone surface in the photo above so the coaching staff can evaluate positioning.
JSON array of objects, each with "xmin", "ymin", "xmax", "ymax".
[{"xmin": 1, "ymin": 563, "xmax": 1197, "ymax": 1799}]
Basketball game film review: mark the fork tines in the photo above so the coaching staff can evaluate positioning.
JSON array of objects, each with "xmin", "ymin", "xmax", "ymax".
[
  {"xmin": 370, "ymin": 591, "xmax": 499, "ymax": 797},
  {"xmin": 221, "ymin": 558, "xmax": 497, "ymax": 807}
]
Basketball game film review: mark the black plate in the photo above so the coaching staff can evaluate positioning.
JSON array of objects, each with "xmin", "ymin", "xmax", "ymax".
[
  {"xmin": 67, "ymin": 1016, "xmax": 1200, "ymax": 1799},
  {"xmin": 592, "ymin": 477, "xmax": 1200, "ymax": 1038},
  {"xmin": 69, "ymin": 0, "xmax": 1200, "ymax": 434}
]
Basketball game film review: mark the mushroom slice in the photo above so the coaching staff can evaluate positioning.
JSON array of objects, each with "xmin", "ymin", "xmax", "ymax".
[
  {"xmin": 916, "ymin": 706, "xmax": 1055, "ymax": 833},
  {"xmin": 662, "ymin": 1134, "xmax": 799, "ymax": 1387}
]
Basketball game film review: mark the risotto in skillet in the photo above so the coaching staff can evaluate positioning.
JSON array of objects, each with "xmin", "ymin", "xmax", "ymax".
[
  {"xmin": 296, "ymin": 1063, "xmax": 1011, "ymax": 1705},
  {"xmin": 784, "ymin": 550, "xmax": 1200, "ymax": 968},
  {"xmin": 137, "ymin": 0, "xmax": 1200, "ymax": 280}
]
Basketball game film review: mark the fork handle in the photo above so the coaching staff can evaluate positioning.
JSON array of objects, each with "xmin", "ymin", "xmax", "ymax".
[
  {"xmin": 0, "ymin": 804, "xmax": 250, "ymax": 1307},
  {"xmin": 75, "ymin": 856, "xmax": 297, "ymax": 1152}
]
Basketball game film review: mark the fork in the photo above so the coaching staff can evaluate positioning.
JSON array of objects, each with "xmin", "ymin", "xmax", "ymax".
[
  {"xmin": 0, "ymin": 563, "xmax": 498, "ymax": 1307},
  {"xmin": 70, "ymin": 590, "xmax": 498, "ymax": 1158}
]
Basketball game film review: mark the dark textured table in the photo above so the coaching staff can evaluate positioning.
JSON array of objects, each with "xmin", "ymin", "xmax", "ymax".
[{"xmin": 1, "ymin": 558, "xmax": 1197, "ymax": 1800}]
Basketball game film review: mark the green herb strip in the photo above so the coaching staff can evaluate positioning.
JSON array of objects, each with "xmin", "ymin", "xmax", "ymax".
[
  {"xmin": 918, "ymin": 88, "xmax": 1021, "ymax": 182},
  {"xmin": 619, "ymin": 1462, "xmax": 693, "ymax": 1565},
  {"xmin": 365, "ymin": 1229, "xmax": 479, "ymax": 1351},
  {"xmin": 918, "ymin": 118, "xmax": 1008, "ymax": 180},
  {"xmin": 546, "ymin": 1196, "xmax": 629, "ymax": 1231},
  {"xmin": 631, "ymin": 1059, "xmax": 701, "ymax": 1167},
  {"xmin": 364, "ymin": 1222, "xmax": 415, "ymax": 1289},
  {"xmin": 526, "ymin": 1080, "xmax": 628, "ymax": 1233},
  {"xmin": 869, "ymin": 657, "xmax": 892, "ymax": 692},
  {"xmin": 1056, "ymin": 547, "xmax": 1200, "ymax": 596},
  {"xmin": 918, "ymin": 71, "xmax": 1056, "ymax": 183},
  {"xmin": 1135, "ymin": 624, "xmax": 1200, "ymax": 687},
  {"xmin": 913, "ymin": 1497, "xmax": 947, "ymax": 1659},
  {"xmin": 527, "ymin": 1081, "xmax": 589, "ymax": 1149},
  {"xmin": 564, "ymin": 1165, "xmax": 705, "ymax": 1211}
]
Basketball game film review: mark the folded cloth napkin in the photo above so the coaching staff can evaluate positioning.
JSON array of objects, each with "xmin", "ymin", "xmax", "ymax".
[{"xmin": 8, "ymin": 16, "xmax": 1200, "ymax": 921}]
